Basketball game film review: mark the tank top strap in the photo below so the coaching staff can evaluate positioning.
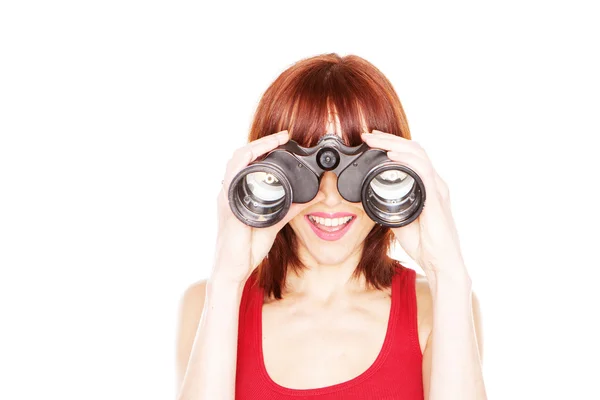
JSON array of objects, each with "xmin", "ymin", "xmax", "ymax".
[
  {"xmin": 386, "ymin": 261, "xmax": 423, "ymax": 361},
  {"xmin": 236, "ymin": 270, "xmax": 263, "ymax": 380},
  {"xmin": 239, "ymin": 270, "xmax": 259, "ymax": 322}
]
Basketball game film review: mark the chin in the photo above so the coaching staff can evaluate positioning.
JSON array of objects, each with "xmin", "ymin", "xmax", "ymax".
[
  {"xmin": 289, "ymin": 225, "xmax": 369, "ymax": 267},
  {"xmin": 304, "ymin": 245, "xmax": 357, "ymax": 266}
]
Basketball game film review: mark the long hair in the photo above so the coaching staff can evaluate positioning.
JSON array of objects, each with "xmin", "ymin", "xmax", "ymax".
[{"xmin": 248, "ymin": 54, "xmax": 411, "ymax": 299}]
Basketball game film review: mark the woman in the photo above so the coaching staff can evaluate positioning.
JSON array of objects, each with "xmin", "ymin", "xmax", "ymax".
[{"xmin": 175, "ymin": 54, "xmax": 486, "ymax": 400}]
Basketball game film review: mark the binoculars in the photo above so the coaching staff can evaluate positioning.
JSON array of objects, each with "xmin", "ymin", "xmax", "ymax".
[{"xmin": 227, "ymin": 133, "xmax": 426, "ymax": 228}]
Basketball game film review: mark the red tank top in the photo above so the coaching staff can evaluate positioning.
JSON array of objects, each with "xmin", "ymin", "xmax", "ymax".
[{"xmin": 235, "ymin": 263, "xmax": 424, "ymax": 399}]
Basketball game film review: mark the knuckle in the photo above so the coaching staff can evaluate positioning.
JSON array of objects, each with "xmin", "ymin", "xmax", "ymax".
[
  {"xmin": 232, "ymin": 147, "xmax": 247, "ymax": 158},
  {"xmin": 410, "ymin": 142, "xmax": 429, "ymax": 158},
  {"xmin": 436, "ymin": 176, "xmax": 450, "ymax": 199},
  {"xmin": 416, "ymin": 146, "xmax": 428, "ymax": 158},
  {"xmin": 441, "ymin": 186, "xmax": 450, "ymax": 200},
  {"xmin": 232, "ymin": 147, "xmax": 253, "ymax": 163},
  {"xmin": 426, "ymin": 171, "xmax": 437, "ymax": 184}
]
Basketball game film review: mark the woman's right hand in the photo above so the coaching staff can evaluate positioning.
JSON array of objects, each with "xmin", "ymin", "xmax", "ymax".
[{"xmin": 211, "ymin": 130, "xmax": 324, "ymax": 285}]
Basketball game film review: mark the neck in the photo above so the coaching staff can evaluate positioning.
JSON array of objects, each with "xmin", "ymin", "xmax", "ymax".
[{"xmin": 284, "ymin": 244, "xmax": 369, "ymax": 300}]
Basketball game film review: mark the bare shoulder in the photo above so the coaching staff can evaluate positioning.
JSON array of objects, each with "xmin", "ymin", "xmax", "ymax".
[
  {"xmin": 413, "ymin": 272, "xmax": 484, "ymax": 359},
  {"xmin": 178, "ymin": 280, "xmax": 208, "ymax": 331},
  {"xmin": 180, "ymin": 280, "xmax": 208, "ymax": 311},
  {"xmin": 175, "ymin": 280, "xmax": 208, "ymax": 386}
]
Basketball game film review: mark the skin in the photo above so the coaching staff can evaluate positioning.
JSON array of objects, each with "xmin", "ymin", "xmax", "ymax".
[{"xmin": 175, "ymin": 120, "xmax": 486, "ymax": 399}]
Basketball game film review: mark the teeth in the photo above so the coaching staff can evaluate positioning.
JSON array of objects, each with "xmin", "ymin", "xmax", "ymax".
[{"xmin": 308, "ymin": 215, "xmax": 353, "ymax": 226}]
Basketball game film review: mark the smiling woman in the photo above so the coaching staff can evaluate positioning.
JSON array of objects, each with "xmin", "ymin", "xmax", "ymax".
[
  {"xmin": 175, "ymin": 53, "xmax": 486, "ymax": 400},
  {"xmin": 248, "ymin": 54, "xmax": 412, "ymax": 300}
]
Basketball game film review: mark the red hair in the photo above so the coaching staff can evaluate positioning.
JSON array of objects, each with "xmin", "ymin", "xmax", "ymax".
[{"xmin": 248, "ymin": 54, "xmax": 411, "ymax": 299}]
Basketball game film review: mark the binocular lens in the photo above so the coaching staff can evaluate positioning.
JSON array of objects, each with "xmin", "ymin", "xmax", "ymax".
[
  {"xmin": 245, "ymin": 172, "xmax": 286, "ymax": 202},
  {"xmin": 229, "ymin": 167, "xmax": 292, "ymax": 227},
  {"xmin": 365, "ymin": 167, "xmax": 423, "ymax": 225},
  {"xmin": 370, "ymin": 169, "xmax": 413, "ymax": 199}
]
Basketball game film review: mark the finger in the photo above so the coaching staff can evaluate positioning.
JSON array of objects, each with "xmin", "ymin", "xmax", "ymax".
[
  {"xmin": 385, "ymin": 151, "xmax": 439, "ymax": 199},
  {"xmin": 245, "ymin": 130, "xmax": 290, "ymax": 164},
  {"xmin": 362, "ymin": 132, "xmax": 429, "ymax": 159},
  {"xmin": 368, "ymin": 130, "xmax": 410, "ymax": 141},
  {"xmin": 223, "ymin": 130, "xmax": 289, "ymax": 189},
  {"xmin": 370, "ymin": 129, "xmax": 395, "ymax": 137},
  {"xmin": 361, "ymin": 132, "xmax": 429, "ymax": 160}
]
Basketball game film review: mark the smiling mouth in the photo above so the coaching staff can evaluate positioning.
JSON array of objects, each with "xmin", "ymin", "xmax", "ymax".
[{"xmin": 307, "ymin": 215, "xmax": 355, "ymax": 232}]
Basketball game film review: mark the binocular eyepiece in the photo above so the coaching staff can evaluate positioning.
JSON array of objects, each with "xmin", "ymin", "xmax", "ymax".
[{"xmin": 228, "ymin": 134, "xmax": 426, "ymax": 228}]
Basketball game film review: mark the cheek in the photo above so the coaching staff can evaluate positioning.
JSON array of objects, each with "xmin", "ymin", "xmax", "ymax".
[
  {"xmin": 287, "ymin": 215, "xmax": 305, "ymax": 234},
  {"xmin": 358, "ymin": 217, "xmax": 377, "ymax": 234}
]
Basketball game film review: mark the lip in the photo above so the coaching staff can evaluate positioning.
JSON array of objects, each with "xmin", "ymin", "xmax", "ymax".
[
  {"xmin": 304, "ymin": 213, "xmax": 357, "ymax": 241},
  {"xmin": 307, "ymin": 212, "xmax": 356, "ymax": 219}
]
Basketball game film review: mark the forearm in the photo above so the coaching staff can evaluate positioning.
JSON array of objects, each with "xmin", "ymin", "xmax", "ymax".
[
  {"xmin": 427, "ymin": 268, "xmax": 487, "ymax": 400},
  {"xmin": 177, "ymin": 278, "xmax": 245, "ymax": 400}
]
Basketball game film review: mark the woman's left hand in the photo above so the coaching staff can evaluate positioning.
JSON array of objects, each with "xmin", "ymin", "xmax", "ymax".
[{"xmin": 361, "ymin": 130, "xmax": 469, "ymax": 280}]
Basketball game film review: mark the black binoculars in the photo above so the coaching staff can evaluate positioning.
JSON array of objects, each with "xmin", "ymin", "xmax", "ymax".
[{"xmin": 227, "ymin": 133, "xmax": 426, "ymax": 228}]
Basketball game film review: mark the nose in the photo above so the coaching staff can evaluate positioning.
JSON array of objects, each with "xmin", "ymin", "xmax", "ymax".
[{"xmin": 317, "ymin": 171, "xmax": 344, "ymax": 208}]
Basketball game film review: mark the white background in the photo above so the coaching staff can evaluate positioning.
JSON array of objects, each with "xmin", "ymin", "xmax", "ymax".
[{"xmin": 1, "ymin": 1, "xmax": 598, "ymax": 399}]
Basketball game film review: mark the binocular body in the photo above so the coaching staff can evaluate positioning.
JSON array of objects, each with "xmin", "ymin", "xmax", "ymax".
[{"xmin": 228, "ymin": 134, "xmax": 426, "ymax": 228}]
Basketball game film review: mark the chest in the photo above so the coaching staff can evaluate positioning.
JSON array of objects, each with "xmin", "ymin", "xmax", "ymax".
[{"xmin": 260, "ymin": 295, "xmax": 391, "ymax": 389}]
